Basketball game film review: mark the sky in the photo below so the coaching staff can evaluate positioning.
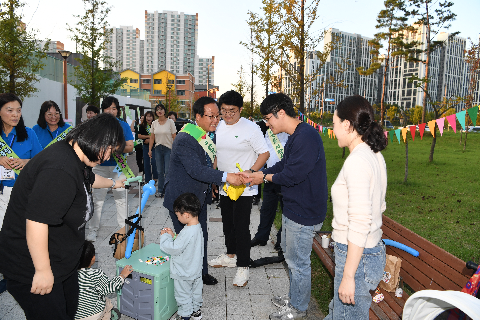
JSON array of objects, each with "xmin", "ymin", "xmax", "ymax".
[{"xmin": 21, "ymin": 0, "xmax": 480, "ymax": 101}]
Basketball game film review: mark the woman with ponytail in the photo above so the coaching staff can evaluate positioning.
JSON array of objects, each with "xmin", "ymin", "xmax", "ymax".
[{"xmin": 325, "ymin": 95, "xmax": 388, "ymax": 320}]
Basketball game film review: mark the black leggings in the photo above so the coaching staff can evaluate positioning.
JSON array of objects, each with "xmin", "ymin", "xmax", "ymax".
[
  {"xmin": 220, "ymin": 195, "xmax": 253, "ymax": 267},
  {"xmin": 6, "ymin": 271, "xmax": 79, "ymax": 320}
]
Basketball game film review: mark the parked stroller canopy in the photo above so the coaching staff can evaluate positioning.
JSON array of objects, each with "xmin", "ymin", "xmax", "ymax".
[{"xmin": 402, "ymin": 290, "xmax": 480, "ymax": 320}]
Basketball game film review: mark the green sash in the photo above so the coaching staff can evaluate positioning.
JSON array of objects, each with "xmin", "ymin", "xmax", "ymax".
[
  {"xmin": 0, "ymin": 135, "xmax": 20, "ymax": 175},
  {"xmin": 113, "ymin": 153, "xmax": 135, "ymax": 179},
  {"xmin": 180, "ymin": 123, "xmax": 216, "ymax": 162},
  {"xmin": 267, "ymin": 129, "xmax": 284, "ymax": 160},
  {"xmin": 45, "ymin": 126, "xmax": 74, "ymax": 148},
  {"xmin": 146, "ymin": 124, "xmax": 151, "ymax": 135}
]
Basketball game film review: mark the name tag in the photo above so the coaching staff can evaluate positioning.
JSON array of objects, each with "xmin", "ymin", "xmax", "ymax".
[{"xmin": 1, "ymin": 165, "xmax": 15, "ymax": 179}]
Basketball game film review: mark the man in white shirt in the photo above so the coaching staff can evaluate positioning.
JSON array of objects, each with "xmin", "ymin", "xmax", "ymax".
[{"xmin": 208, "ymin": 90, "xmax": 269, "ymax": 288}]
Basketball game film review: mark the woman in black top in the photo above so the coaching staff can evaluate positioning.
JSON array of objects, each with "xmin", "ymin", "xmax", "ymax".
[
  {"xmin": 0, "ymin": 113, "xmax": 126, "ymax": 320},
  {"xmin": 138, "ymin": 111, "xmax": 158, "ymax": 182}
]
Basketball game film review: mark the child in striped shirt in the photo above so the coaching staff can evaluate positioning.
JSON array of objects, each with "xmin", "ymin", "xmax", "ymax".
[{"xmin": 75, "ymin": 240, "xmax": 133, "ymax": 320}]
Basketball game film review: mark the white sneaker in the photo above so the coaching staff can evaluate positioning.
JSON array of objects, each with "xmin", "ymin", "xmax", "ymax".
[
  {"xmin": 86, "ymin": 230, "xmax": 97, "ymax": 242},
  {"xmin": 233, "ymin": 267, "xmax": 249, "ymax": 287},
  {"xmin": 272, "ymin": 295, "xmax": 290, "ymax": 308},
  {"xmin": 208, "ymin": 254, "xmax": 237, "ymax": 268}
]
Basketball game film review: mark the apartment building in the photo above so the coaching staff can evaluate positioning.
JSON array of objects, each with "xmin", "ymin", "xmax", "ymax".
[
  {"xmin": 106, "ymin": 26, "xmax": 144, "ymax": 73},
  {"xmin": 195, "ymin": 56, "xmax": 214, "ymax": 86}
]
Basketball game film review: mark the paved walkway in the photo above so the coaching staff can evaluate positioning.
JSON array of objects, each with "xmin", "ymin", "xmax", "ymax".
[{"xmin": 0, "ymin": 158, "xmax": 323, "ymax": 320}]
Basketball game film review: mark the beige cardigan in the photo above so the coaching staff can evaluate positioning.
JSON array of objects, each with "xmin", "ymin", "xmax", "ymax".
[{"xmin": 331, "ymin": 142, "xmax": 387, "ymax": 248}]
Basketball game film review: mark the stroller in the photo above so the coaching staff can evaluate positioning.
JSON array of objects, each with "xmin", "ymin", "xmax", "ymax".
[{"xmin": 402, "ymin": 261, "xmax": 480, "ymax": 320}]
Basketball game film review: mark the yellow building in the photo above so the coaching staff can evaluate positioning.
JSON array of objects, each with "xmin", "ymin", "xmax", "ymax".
[
  {"xmin": 151, "ymin": 70, "xmax": 176, "ymax": 97},
  {"xmin": 120, "ymin": 69, "xmax": 140, "ymax": 94}
]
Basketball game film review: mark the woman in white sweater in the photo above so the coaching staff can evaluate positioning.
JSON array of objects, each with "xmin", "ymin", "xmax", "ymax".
[{"xmin": 325, "ymin": 95, "xmax": 388, "ymax": 320}]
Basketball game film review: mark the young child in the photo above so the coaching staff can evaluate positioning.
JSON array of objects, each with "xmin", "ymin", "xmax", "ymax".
[
  {"xmin": 160, "ymin": 193, "xmax": 204, "ymax": 320},
  {"xmin": 75, "ymin": 240, "xmax": 133, "ymax": 320}
]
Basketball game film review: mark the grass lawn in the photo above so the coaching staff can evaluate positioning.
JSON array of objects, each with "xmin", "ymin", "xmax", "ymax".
[{"xmin": 275, "ymin": 129, "xmax": 480, "ymax": 314}]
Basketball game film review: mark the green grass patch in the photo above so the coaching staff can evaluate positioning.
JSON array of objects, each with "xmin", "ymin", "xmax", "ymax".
[{"xmin": 274, "ymin": 130, "xmax": 480, "ymax": 315}]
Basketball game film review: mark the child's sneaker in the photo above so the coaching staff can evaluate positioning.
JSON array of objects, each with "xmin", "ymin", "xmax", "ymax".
[
  {"xmin": 190, "ymin": 309, "xmax": 202, "ymax": 320},
  {"xmin": 233, "ymin": 267, "xmax": 249, "ymax": 287},
  {"xmin": 208, "ymin": 253, "xmax": 237, "ymax": 268},
  {"xmin": 110, "ymin": 307, "xmax": 121, "ymax": 320}
]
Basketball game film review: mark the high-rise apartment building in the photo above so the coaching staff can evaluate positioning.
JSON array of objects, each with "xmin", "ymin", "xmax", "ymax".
[
  {"xmin": 106, "ymin": 26, "xmax": 144, "ymax": 73},
  {"xmin": 281, "ymin": 28, "xmax": 379, "ymax": 112},
  {"xmin": 37, "ymin": 40, "xmax": 64, "ymax": 52},
  {"xmin": 195, "ymin": 56, "xmax": 214, "ymax": 86},
  {"xmin": 144, "ymin": 10, "xmax": 198, "ymax": 76}
]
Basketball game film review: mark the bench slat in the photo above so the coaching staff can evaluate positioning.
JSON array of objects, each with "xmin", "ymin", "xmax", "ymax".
[{"xmin": 370, "ymin": 302, "xmax": 388, "ymax": 319}]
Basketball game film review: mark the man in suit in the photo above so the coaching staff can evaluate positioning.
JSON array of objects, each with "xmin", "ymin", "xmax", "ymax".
[{"xmin": 163, "ymin": 97, "xmax": 245, "ymax": 285}]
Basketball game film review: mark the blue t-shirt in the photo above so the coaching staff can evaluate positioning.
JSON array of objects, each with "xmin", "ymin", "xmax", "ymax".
[
  {"xmin": 1, "ymin": 127, "xmax": 43, "ymax": 187},
  {"xmin": 33, "ymin": 123, "xmax": 72, "ymax": 149},
  {"xmin": 101, "ymin": 118, "xmax": 134, "ymax": 167}
]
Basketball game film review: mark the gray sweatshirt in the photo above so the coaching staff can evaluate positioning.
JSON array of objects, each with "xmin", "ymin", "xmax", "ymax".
[{"xmin": 160, "ymin": 224, "xmax": 204, "ymax": 280}]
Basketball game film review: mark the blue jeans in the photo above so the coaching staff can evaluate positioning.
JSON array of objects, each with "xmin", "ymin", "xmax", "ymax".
[
  {"xmin": 324, "ymin": 240, "xmax": 386, "ymax": 320},
  {"xmin": 255, "ymin": 182, "xmax": 283, "ymax": 243},
  {"xmin": 155, "ymin": 144, "xmax": 171, "ymax": 194},
  {"xmin": 143, "ymin": 145, "xmax": 158, "ymax": 182},
  {"xmin": 281, "ymin": 215, "xmax": 323, "ymax": 312}
]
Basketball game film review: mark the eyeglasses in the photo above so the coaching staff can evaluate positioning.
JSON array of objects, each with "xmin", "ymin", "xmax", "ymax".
[
  {"xmin": 46, "ymin": 112, "xmax": 60, "ymax": 118},
  {"xmin": 220, "ymin": 108, "xmax": 239, "ymax": 116},
  {"xmin": 263, "ymin": 114, "xmax": 274, "ymax": 122},
  {"xmin": 204, "ymin": 114, "xmax": 220, "ymax": 121}
]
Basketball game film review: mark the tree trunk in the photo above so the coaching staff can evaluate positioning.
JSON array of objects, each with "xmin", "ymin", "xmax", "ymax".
[
  {"xmin": 463, "ymin": 129, "xmax": 468, "ymax": 151},
  {"xmin": 428, "ymin": 128, "xmax": 436, "ymax": 162},
  {"xmin": 404, "ymin": 139, "xmax": 408, "ymax": 183},
  {"xmin": 250, "ymin": 29, "xmax": 254, "ymax": 117},
  {"xmin": 299, "ymin": 0, "xmax": 305, "ymax": 114},
  {"xmin": 421, "ymin": 4, "xmax": 431, "ymax": 124}
]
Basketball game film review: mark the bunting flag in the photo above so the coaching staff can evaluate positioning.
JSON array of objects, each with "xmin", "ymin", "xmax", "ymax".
[
  {"xmin": 395, "ymin": 129, "xmax": 401, "ymax": 144},
  {"xmin": 428, "ymin": 120, "xmax": 436, "ymax": 137},
  {"xmin": 467, "ymin": 106, "xmax": 478, "ymax": 127},
  {"xmin": 418, "ymin": 123, "xmax": 426, "ymax": 140},
  {"xmin": 389, "ymin": 130, "xmax": 395, "ymax": 143},
  {"xmin": 456, "ymin": 110, "xmax": 466, "ymax": 130},
  {"xmin": 384, "ymin": 131, "xmax": 388, "ymax": 140},
  {"xmin": 401, "ymin": 128, "xmax": 408, "ymax": 143},
  {"xmin": 436, "ymin": 117, "xmax": 445, "ymax": 136},
  {"xmin": 409, "ymin": 126, "xmax": 416, "ymax": 141},
  {"xmin": 446, "ymin": 114, "xmax": 457, "ymax": 133}
]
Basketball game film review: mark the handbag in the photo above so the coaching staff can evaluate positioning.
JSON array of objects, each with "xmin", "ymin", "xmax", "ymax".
[
  {"xmin": 379, "ymin": 254, "xmax": 402, "ymax": 292},
  {"xmin": 109, "ymin": 226, "xmax": 144, "ymax": 260}
]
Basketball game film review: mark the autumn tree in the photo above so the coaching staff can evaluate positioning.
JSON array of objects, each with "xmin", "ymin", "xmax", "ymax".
[
  {"xmin": 357, "ymin": 0, "xmax": 410, "ymax": 123},
  {"xmin": 67, "ymin": 0, "xmax": 126, "ymax": 107},
  {"xmin": 0, "ymin": 0, "xmax": 47, "ymax": 98},
  {"xmin": 231, "ymin": 66, "xmax": 249, "ymax": 99}
]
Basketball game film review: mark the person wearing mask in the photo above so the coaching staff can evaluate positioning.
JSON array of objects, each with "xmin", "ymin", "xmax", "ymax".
[
  {"xmin": 33, "ymin": 100, "xmax": 72, "ymax": 149},
  {"xmin": 148, "ymin": 103, "xmax": 176, "ymax": 198},
  {"xmin": 86, "ymin": 97, "xmax": 134, "ymax": 242}
]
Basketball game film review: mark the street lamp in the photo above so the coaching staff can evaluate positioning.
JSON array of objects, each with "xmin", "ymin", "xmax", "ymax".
[
  {"xmin": 206, "ymin": 58, "xmax": 214, "ymax": 97},
  {"xmin": 58, "ymin": 50, "xmax": 72, "ymax": 120}
]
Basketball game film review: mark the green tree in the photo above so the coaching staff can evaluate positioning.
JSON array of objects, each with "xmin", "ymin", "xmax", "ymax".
[
  {"xmin": 231, "ymin": 66, "xmax": 248, "ymax": 99},
  {"xmin": 67, "ymin": 0, "xmax": 126, "ymax": 106},
  {"xmin": 0, "ymin": 0, "xmax": 47, "ymax": 98},
  {"xmin": 410, "ymin": 105, "xmax": 423, "ymax": 124},
  {"xmin": 386, "ymin": 105, "xmax": 399, "ymax": 124},
  {"xmin": 242, "ymin": 0, "xmax": 282, "ymax": 98},
  {"xmin": 357, "ymin": 0, "xmax": 411, "ymax": 123}
]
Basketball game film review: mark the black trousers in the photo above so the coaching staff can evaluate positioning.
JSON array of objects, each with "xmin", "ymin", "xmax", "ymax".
[
  {"xmin": 169, "ymin": 202, "xmax": 209, "ymax": 275},
  {"xmin": 6, "ymin": 271, "xmax": 79, "ymax": 320},
  {"xmin": 220, "ymin": 195, "xmax": 253, "ymax": 267}
]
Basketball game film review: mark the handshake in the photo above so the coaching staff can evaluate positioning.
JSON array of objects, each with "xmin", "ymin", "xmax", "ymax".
[{"xmin": 225, "ymin": 171, "xmax": 264, "ymax": 186}]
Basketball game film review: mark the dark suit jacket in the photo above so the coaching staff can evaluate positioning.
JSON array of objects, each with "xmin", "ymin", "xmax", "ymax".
[{"xmin": 163, "ymin": 132, "xmax": 224, "ymax": 212}]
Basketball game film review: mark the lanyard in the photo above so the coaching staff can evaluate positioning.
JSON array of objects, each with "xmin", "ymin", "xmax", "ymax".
[
  {"xmin": 8, "ymin": 134, "xmax": 15, "ymax": 148},
  {"xmin": 48, "ymin": 127, "xmax": 59, "ymax": 140}
]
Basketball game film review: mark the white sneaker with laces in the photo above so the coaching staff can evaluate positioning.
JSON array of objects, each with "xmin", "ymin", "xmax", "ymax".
[
  {"xmin": 208, "ymin": 253, "xmax": 237, "ymax": 268},
  {"xmin": 272, "ymin": 295, "xmax": 290, "ymax": 308},
  {"xmin": 233, "ymin": 267, "xmax": 249, "ymax": 287},
  {"xmin": 269, "ymin": 303, "xmax": 307, "ymax": 320},
  {"xmin": 86, "ymin": 230, "xmax": 97, "ymax": 242}
]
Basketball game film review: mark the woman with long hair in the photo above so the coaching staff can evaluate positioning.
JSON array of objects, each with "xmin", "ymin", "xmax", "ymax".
[
  {"xmin": 0, "ymin": 113, "xmax": 127, "ymax": 320},
  {"xmin": 0, "ymin": 93, "xmax": 42, "ymax": 230},
  {"xmin": 138, "ymin": 111, "xmax": 158, "ymax": 182},
  {"xmin": 325, "ymin": 95, "xmax": 388, "ymax": 319},
  {"xmin": 148, "ymin": 103, "xmax": 176, "ymax": 197},
  {"xmin": 33, "ymin": 100, "xmax": 71, "ymax": 149}
]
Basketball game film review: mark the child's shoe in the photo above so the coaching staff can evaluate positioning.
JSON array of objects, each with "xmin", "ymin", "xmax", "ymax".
[{"xmin": 190, "ymin": 309, "xmax": 202, "ymax": 320}]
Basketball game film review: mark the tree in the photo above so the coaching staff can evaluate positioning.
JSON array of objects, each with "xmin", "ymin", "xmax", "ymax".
[
  {"xmin": 386, "ymin": 105, "xmax": 399, "ymax": 124},
  {"xmin": 275, "ymin": 0, "xmax": 322, "ymax": 113},
  {"xmin": 410, "ymin": 105, "xmax": 423, "ymax": 124},
  {"xmin": 357, "ymin": 0, "xmax": 410, "ymax": 123},
  {"xmin": 0, "ymin": 0, "xmax": 47, "ymax": 98},
  {"xmin": 242, "ymin": 0, "xmax": 282, "ymax": 98},
  {"xmin": 406, "ymin": 0, "xmax": 457, "ymax": 123},
  {"xmin": 67, "ymin": 0, "xmax": 126, "ymax": 106},
  {"xmin": 231, "ymin": 66, "xmax": 248, "ymax": 99}
]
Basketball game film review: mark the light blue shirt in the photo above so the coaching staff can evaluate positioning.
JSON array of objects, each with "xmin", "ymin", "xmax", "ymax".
[
  {"xmin": 101, "ymin": 118, "xmax": 134, "ymax": 167},
  {"xmin": 1, "ymin": 127, "xmax": 43, "ymax": 187},
  {"xmin": 160, "ymin": 224, "xmax": 203, "ymax": 280},
  {"xmin": 32, "ymin": 123, "xmax": 71, "ymax": 149}
]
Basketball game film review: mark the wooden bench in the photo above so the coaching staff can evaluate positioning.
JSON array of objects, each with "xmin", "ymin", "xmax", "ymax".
[{"xmin": 313, "ymin": 215, "xmax": 475, "ymax": 320}]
